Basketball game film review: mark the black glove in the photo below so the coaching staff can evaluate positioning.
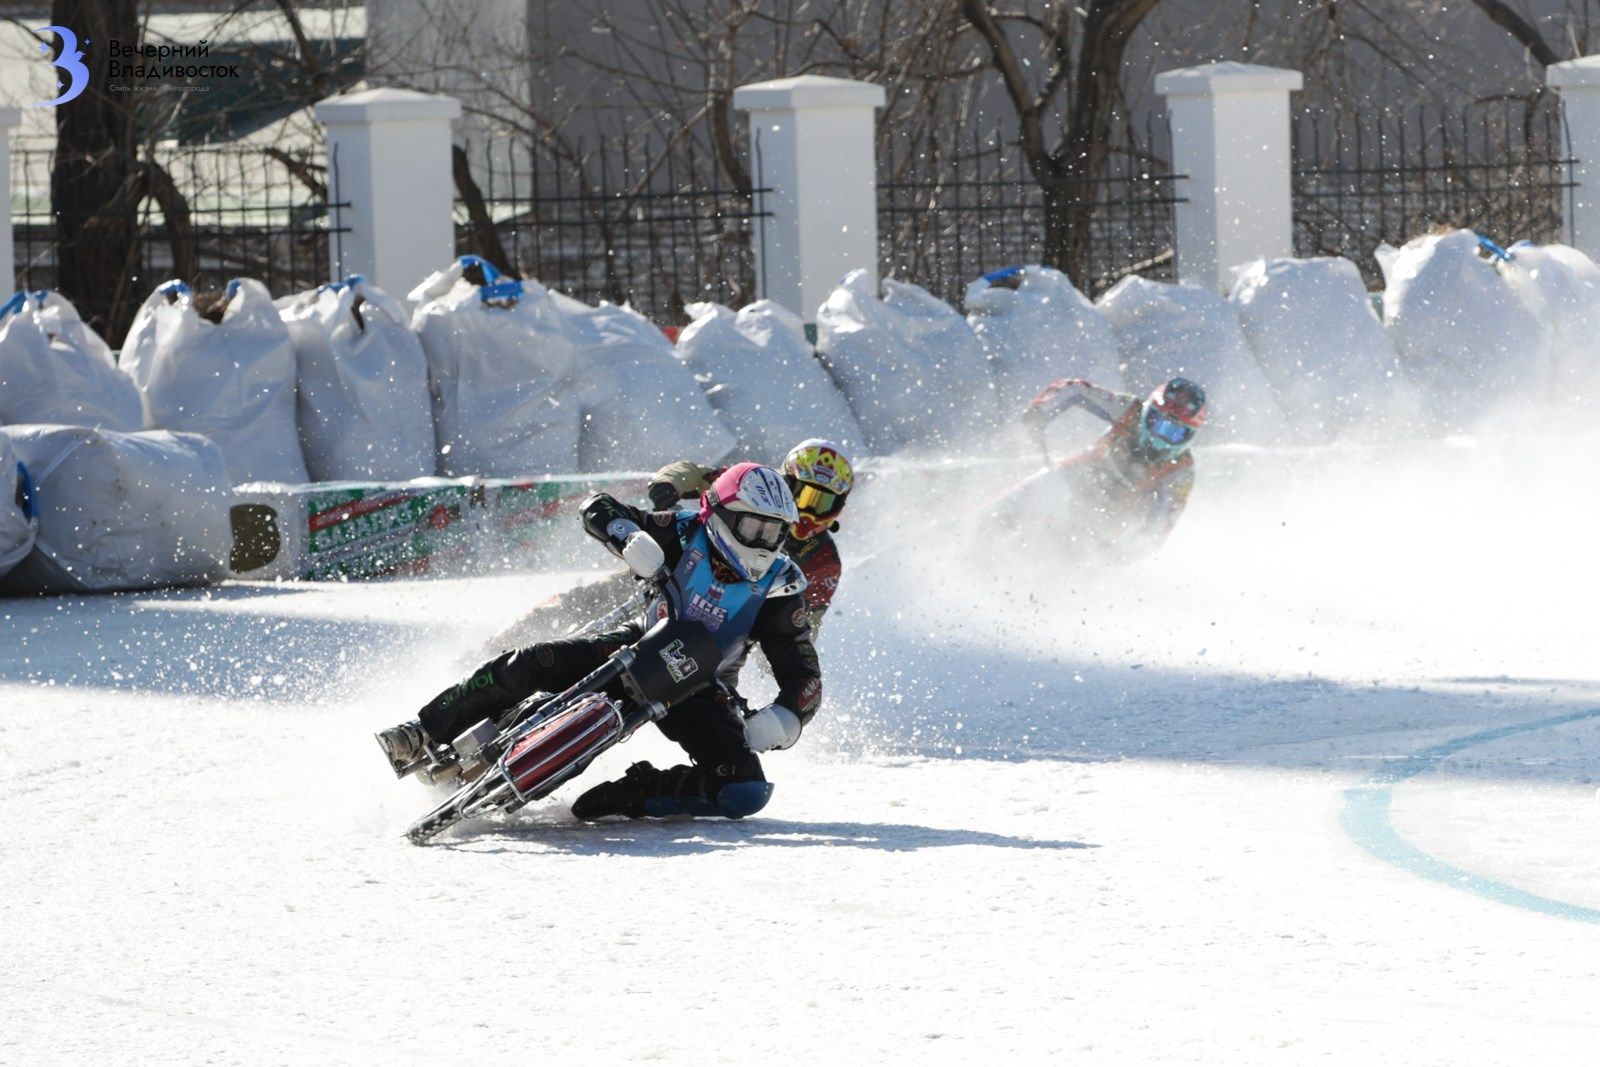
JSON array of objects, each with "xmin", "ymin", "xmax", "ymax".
[{"xmin": 647, "ymin": 481, "xmax": 681, "ymax": 511}]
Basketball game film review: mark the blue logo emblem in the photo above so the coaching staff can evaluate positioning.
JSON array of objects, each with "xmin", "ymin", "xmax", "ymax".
[{"xmin": 34, "ymin": 26, "xmax": 90, "ymax": 108}]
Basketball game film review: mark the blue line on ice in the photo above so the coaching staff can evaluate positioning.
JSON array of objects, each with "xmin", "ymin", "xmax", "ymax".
[{"xmin": 1340, "ymin": 707, "xmax": 1600, "ymax": 925}]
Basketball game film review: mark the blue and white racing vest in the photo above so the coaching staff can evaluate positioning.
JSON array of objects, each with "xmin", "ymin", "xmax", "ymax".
[{"xmin": 646, "ymin": 513, "xmax": 806, "ymax": 681}]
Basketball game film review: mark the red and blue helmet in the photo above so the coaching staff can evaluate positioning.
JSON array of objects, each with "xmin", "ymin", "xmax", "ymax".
[{"xmin": 1139, "ymin": 377, "xmax": 1206, "ymax": 458}]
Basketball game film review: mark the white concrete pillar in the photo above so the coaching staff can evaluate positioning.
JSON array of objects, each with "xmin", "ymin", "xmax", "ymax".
[
  {"xmin": 0, "ymin": 107, "xmax": 20, "ymax": 294},
  {"xmin": 314, "ymin": 88, "xmax": 461, "ymax": 296},
  {"xmin": 1156, "ymin": 62, "xmax": 1302, "ymax": 292},
  {"xmin": 733, "ymin": 75, "xmax": 885, "ymax": 325},
  {"xmin": 1546, "ymin": 57, "xmax": 1600, "ymax": 256}
]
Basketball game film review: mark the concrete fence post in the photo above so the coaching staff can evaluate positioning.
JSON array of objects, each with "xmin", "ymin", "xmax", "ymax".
[
  {"xmin": 733, "ymin": 75, "xmax": 886, "ymax": 326},
  {"xmin": 314, "ymin": 87, "xmax": 462, "ymax": 296},
  {"xmin": 0, "ymin": 107, "xmax": 20, "ymax": 294},
  {"xmin": 1156, "ymin": 62, "xmax": 1303, "ymax": 292},
  {"xmin": 1545, "ymin": 56, "xmax": 1600, "ymax": 256}
]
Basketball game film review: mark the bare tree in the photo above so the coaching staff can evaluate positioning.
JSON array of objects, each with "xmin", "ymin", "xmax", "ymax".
[
  {"xmin": 49, "ymin": 0, "xmax": 140, "ymax": 341},
  {"xmin": 959, "ymin": 0, "xmax": 1163, "ymax": 283},
  {"xmin": 384, "ymin": 0, "xmax": 986, "ymax": 313}
]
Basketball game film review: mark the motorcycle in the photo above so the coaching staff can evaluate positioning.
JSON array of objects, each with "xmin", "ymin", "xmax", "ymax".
[{"xmin": 404, "ymin": 576, "xmax": 721, "ymax": 845}]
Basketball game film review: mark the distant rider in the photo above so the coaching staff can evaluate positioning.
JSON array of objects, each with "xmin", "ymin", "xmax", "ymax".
[
  {"xmin": 377, "ymin": 463, "xmax": 822, "ymax": 820},
  {"xmin": 1005, "ymin": 377, "xmax": 1206, "ymax": 559}
]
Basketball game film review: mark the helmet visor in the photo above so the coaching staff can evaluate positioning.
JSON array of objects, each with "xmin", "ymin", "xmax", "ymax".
[
  {"xmin": 1145, "ymin": 409, "xmax": 1195, "ymax": 446},
  {"xmin": 791, "ymin": 482, "xmax": 842, "ymax": 520}
]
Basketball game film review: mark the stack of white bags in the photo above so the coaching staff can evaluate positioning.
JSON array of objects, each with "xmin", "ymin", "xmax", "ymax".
[
  {"xmin": 407, "ymin": 255, "xmax": 734, "ymax": 475},
  {"xmin": 4, "ymin": 231, "xmax": 1599, "ymax": 593},
  {"xmin": 278, "ymin": 276, "xmax": 435, "ymax": 481},
  {"xmin": 675, "ymin": 299, "xmax": 862, "ymax": 457},
  {"xmin": 121, "ymin": 277, "xmax": 309, "ymax": 484},
  {"xmin": 0, "ymin": 288, "xmax": 233, "ymax": 592}
]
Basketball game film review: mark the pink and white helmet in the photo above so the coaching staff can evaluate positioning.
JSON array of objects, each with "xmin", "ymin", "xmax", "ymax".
[{"xmin": 698, "ymin": 462, "xmax": 799, "ymax": 581}]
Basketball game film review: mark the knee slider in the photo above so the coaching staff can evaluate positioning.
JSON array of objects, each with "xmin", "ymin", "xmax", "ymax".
[
  {"xmin": 639, "ymin": 770, "xmax": 773, "ymax": 819},
  {"xmin": 714, "ymin": 779, "xmax": 774, "ymax": 819}
]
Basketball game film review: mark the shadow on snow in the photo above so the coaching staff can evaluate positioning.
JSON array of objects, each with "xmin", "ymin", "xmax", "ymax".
[{"xmin": 441, "ymin": 816, "xmax": 1096, "ymax": 857}]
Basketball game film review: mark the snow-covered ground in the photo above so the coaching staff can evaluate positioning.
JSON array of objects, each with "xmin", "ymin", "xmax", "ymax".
[{"xmin": 4, "ymin": 426, "xmax": 1599, "ymax": 1063}]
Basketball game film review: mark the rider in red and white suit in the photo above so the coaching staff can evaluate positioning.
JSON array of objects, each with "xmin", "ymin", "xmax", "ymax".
[{"xmin": 1003, "ymin": 376, "xmax": 1208, "ymax": 560}]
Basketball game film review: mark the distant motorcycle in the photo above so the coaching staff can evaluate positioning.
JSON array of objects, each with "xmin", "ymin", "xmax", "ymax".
[{"xmin": 404, "ymin": 576, "xmax": 720, "ymax": 845}]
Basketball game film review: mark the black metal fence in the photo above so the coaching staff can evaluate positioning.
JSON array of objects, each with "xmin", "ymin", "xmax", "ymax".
[
  {"xmin": 11, "ymin": 143, "xmax": 346, "ymax": 343},
  {"xmin": 454, "ymin": 135, "xmax": 770, "ymax": 325},
  {"xmin": 877, "ymin": 120, "xmax": 1184, "ymax": 305},
  {"xmin": 1292, "ymin": 98, "xmax": 1576, "ymax": 287}
]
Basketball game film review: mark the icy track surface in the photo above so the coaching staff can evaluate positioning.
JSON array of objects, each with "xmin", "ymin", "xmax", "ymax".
[{"xmin": 4, "ymin": 432, "xmax": 1599, "ymax": 1063}]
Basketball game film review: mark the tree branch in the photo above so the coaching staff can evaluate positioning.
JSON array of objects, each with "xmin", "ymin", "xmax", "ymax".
[{"xmin": 1464, "ymin": 0, "xmax": 1563, "ymax": 67}]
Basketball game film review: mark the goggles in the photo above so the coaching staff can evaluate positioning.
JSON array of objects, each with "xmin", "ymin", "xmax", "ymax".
[
  {"xmin": 1145, "ymin": 409, "xmax": 1195, "ymax": 446},
  {"xmin": 791, "ymin": 482, "xmax": 843, "ymax": 520},
  {"xmin": 718, "ymin": 505, "xmax": 787, "ymax": 551}
]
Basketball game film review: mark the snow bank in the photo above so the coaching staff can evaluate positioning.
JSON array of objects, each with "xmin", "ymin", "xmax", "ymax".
[
  {"xmin": 121, "ymin": 278, "xmax": 309, "ymax": 484},
  {"xmin": 1096, "ymin": 276, "xmax": 1285, "ymax": 441},
  {"xmin": 570, "ymin": 302, "xmax": 735, "ymax": 472},
  {"xmin": 816, "ymin": 270, "xmax": 999, "ymax": 453},
  {"xmin": 278, "ymin": 277, "xmax": 435, "ymax": 481},
  {"xmin": 1377, "ymin": 229, "xmax": 1544, "ymax": 425},
  {"xmin": 0, "ymin": 290, "xmax": 144, "ymax": 431},
  {"xmin": 675, "ymin": 300, "xmax": 863, "ymax": 458},
  {"xmin": 1230, "ymin": 257, "xmax": 1427, "ymax": 440},
  {"xmin": 1495, "ymin": 242, "xmax": 1600, "ymax": 400},
  {"xmin": 409, "ymin": 257, "xmax": 585, "ymax": 477},
  {"xmin": 964, "ymin": 266, "xmax": 1122, "ymax": 416},
  {"xmin": 0, "ymin": 432, "xmax": 37, "ymax": 577},
  {"xmin": 0, "ymin": 424, "xmax": 231, "ymax": 594}
]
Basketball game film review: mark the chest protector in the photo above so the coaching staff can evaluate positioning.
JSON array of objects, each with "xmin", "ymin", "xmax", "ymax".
[{"xmin": 648, "ymin": 514, "xmax": 800, "ymax": 677}]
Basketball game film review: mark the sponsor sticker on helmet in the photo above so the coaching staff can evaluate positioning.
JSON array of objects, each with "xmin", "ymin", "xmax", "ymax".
[{"xmin": 744, "ymin": 466, "xmax": 790, "ymax": 514}]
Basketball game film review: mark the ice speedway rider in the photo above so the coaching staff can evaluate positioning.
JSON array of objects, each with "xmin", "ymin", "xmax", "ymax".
[
  {"xmin": 645, "ymin": 438, "xmax": 851, "ymax": 634},
  {"xmin": 377, "ymin": 462, "xmax": 822, "ymax": 820},
  {"xmin": 484, "ymin": 436, "xmax": 854, "ymax": 674},
  {"xmin": 1003, "ymin": 376, "xmax": 1207, "ymax": 559}
]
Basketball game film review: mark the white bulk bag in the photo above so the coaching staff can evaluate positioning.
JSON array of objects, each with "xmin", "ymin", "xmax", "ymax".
[
  {"xmin": 0, "ymin": 290, "xmax": 144, "ymax": 431},
  {"xmin": 0, "ymin": 424, "xmax": 231, "ymax": 594},
  {"xmin": 675, "ymin": 301, "xmax": 863, "ymax": 458},
  {"xmin": 1230, "ymin": 257, "xmax": 1428, "ymax": 440},
  {"xmin": 1377, "ymin": 229, "xmax": 1546, "ymax": 425},
  {"xmin": 816, "ymin": 270, "xmax": 999, "ymax": 453},
  {"xmin": 1096, "ymin": 276, "xmax": 1286, "ymax": 442},
  {"xmin": 278, "ymin": 277, "xmax": 435, "ymax": 481},
  {"xmin": 409, "ymin": 256, "xmax": 584, "ymax": 477},
  {"xmin": 570, "ymin": 302, "xmax": 736, "ymax": 472},
  {"xmin": 1495, "ymin": 242, "xmax": 1600, "ymax": 400},
  {"xmin": 964, "ymin": 266, "xmax": 1123, "ymax": 416},
  {"xmin": 120, "ymin": 278, "xmax": 309, "ymax": 484},
  {"xmin": 0, "ymin": 432, "xmax": 37, "ymax": 577}
]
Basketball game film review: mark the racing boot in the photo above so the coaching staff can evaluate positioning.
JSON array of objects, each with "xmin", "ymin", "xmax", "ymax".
[
  {"xmin": 570, "ymin": 761, "xmax": 670, "ymax": 820},
  {"xmin": 376, "ymin": 719, "xmax": 434, "ymax": 779}
]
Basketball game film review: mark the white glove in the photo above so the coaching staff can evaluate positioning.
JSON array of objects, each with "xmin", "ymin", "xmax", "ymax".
[
  {"xmin": 745, "ymin": 704, "xmax": 802, "ymax": 752},
  {"xmin": 621, "ymin": 531, "xmax": 666, "ymax": 580}
]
